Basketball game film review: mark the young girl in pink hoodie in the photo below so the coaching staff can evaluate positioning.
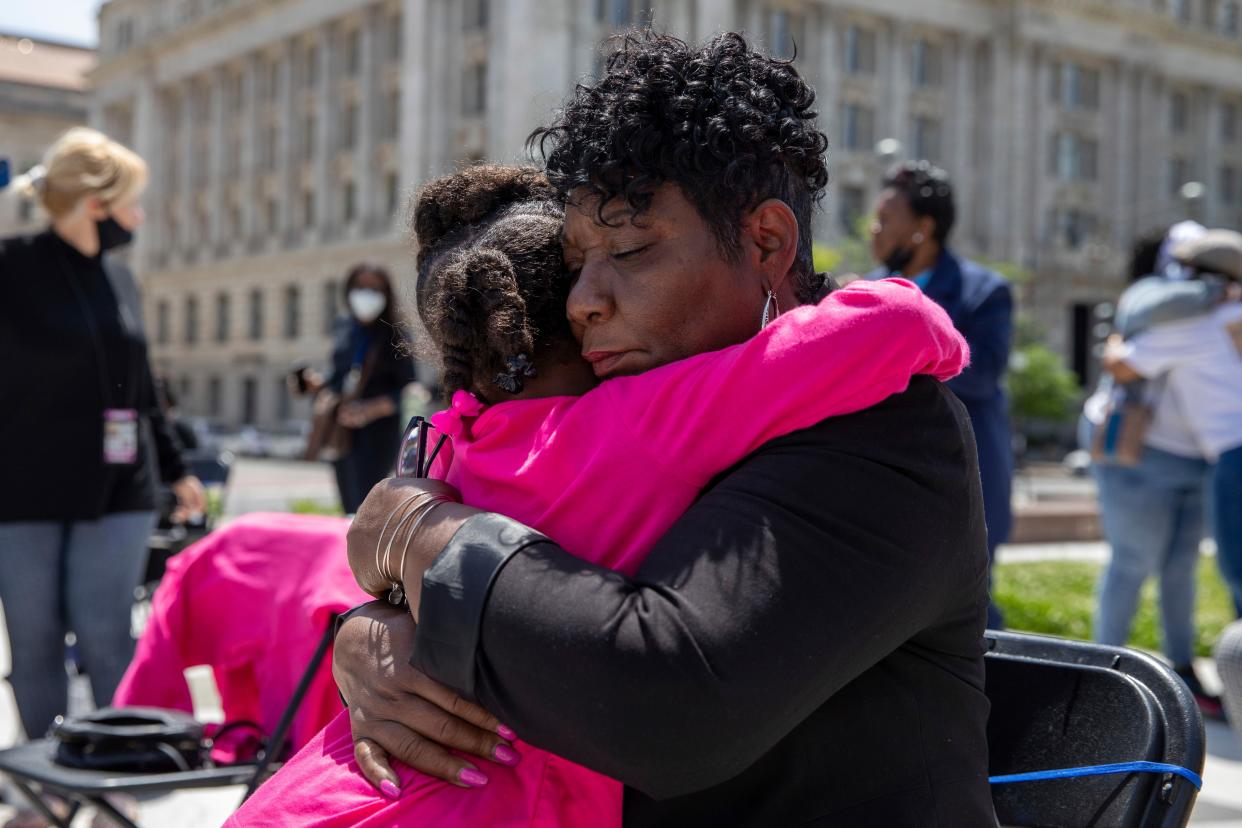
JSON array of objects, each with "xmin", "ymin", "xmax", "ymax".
[{"xmin": 228, "ymin": 165, "xmax": 967, "ymax": 827}]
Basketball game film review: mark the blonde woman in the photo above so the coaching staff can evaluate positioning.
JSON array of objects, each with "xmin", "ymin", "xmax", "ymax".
[{"xmin": 0, "ymin": 129, "xmax": 205, "ymax": 753}]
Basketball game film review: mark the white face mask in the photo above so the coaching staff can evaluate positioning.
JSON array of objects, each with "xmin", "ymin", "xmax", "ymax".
[{"xmin": 348, "ymin": 288, "xmax": 387, "ymax": 324}]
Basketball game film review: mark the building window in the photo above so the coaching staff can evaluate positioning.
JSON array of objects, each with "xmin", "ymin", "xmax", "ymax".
[
  {"xmin": 284, "ymin": 285, "xmax": 301, "ymax": 340},
  {"xmin": 342, "ymin": 100, "xmax": 358, "ymax": 149},
  {"xmin": 184, "ymin": 296, "xmax": 199, "ymax": 345},
  {"xmin": 388, "ymin": 16, "xmax": 402, "ymax": 60},
  {"xmin": 215, "ymin": 292, "xmax": 231, "ymax": 343},
  {"xmin": 839, "ymin": 185, "xmax": 866, "ymax": 235},
  {"xmin": 844, "ymin": 25, "xmax": 877, "ymax": 75},
  {"xmin": 248, "ymin": 288, "xmax": 264, "ymax": 341},
  {"xmin": 462, "ymin": 63, "xmax": 486, "ymax": 116},
  {"xmin": 1050, "ymin": 131, "xmax": 1098, "ymax": 182},
  {"xmin": 912, "ymin": 116, "xmax": 942, "ymax": 162},
  {"xmin": 276, "ymin": 377, "xmax": 292, "ymax": 421},
  {"xmin": 1225, "ymin": 1, "xmax": 1240, "ymax": 34},
  {"xmin": 1051, "ymin": 207, "xmax": 1095, "ymax": 250},
  {"xmin": 263, "ymin": 123, "xmax": 278, "ymax": 169},
  {"xmin": 1170, "ymin": 91, "xmax": 1190, "ymax": 133},
  {"xmin": 228, "ymin": 202, "xmax": 242, "ymax": 240},
  {"xmin": 384, "ymin": 89, "xmax": 401, "ymax": 140},
  {"xmin": 345, "ymin": 28, "xmax": 361, "ymax": 75},
  {"xmin": 231, "ymin": 72, "xmax": 244, "ymax": 114},
  {"xmin": 1051, "ymin": 62, "xmax": 1101, "ymax": 111},
  {"xmin": 343, "ymin": 180, "xmax": 357, "ymax": 223},
  {"xmin": 303, "ymin": 190, "xmax": 316, "ymax": 229},
  {"xmin": 768, "ymin": 11, "xmax": 794, "ymax": 60},
  {"xmin": 265, "ymin": 60, "xmax": 279, "ymax": 101},
  {"xmin": 464, "ymin": 0, "xmax": 489, "ymax": 31},
  {"xmin": 1222, "ymin": 102, "xmax": 1238, "ymax": 143},
  {"xmin": 912, "ymin": 39, "xmax": 943, "ymax": 87},
  {"xmin": 180, "ymin": 376, "xmax": 193, "ymax": 402},
  {"xmin": 385, "ymin": 171, "xmax": 401, "ymax": 216},
  {"xmin": 1222, "ymin": 164, "xmax": 1238, "ymax": 205},
  {"xmin": 1173, "ymin": 0, "xmax": 1193, "ymax": 23},
  {"xmin": 303, "ymin": 43, "xmax": 318, "ymax": 88},
  {"xmin": 266, "ymin": 198, "xmax": 279, "ymax": 234},
  {"xmin": 156, "ymin": 300, "xmax": 170, "ymax": 345},
  {"xmin": 841, "ymin": 102, "xmax": 875, "ymax": 151},
  {"xmin": 596, "ymin": 0, "xmax": 636, "ymax": 27},
  {"xmin": 242, "ymin": 376, "xmax": 258, "ymax": 424},
  {"xmin": 301, "ymin": 112, "xmax": 316, "ymax": 160},
  {"xmin": 1168, "ymin": 157, "xmax": 1194, "ymax": 196},
  {"xmin": 323, "ymin": 280, "xmax": 340, "ymax": 334},
  {"xmin": 208, "ymin": 376, "xmax": 222, "ymax": 417}
]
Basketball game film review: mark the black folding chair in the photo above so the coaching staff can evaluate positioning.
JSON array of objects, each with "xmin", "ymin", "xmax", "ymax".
[
  {"xmin": 0, "ymin": 616, "xmax": 336, "ymax": 828},
  {"xmin": 985, "ymin": 630, "xmax": 1205, "ymax": 828}
]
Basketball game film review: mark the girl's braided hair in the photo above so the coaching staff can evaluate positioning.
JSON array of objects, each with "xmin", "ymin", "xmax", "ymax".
[{"xmin": 413, "ymin": 164, "xmax": 572, "ymax": 399}]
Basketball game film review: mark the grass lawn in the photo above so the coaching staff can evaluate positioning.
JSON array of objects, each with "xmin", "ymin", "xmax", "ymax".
[{"xmin": 993, "ymin": 556, "xmax": 1236, "ymax": 658}]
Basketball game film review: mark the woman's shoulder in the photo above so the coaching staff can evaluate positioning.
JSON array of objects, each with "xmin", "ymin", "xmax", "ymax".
[{"xmin": 0, "ymin": 230, "xmax": 45, "ymax": 261}]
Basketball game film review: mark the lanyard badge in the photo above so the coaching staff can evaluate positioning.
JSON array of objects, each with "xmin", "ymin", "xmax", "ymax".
[{"xmin": 103, "ymin": 408, "xmax": 139, "ymax": 465}]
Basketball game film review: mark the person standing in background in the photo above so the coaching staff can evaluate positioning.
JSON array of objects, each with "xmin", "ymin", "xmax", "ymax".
[
  {"xmin": 868, "ymin": 160, "xmax": 1014, "ymax": 629},
  {"xmin": 295, "ymin": 264, "xmax": 415, "ymax": 513},
  {"xmin": 1081, "ymin": 224, "xmax": 1223, "ymax": 718},
  {"xmin": 0, "ymin": 128, "xmax": 206, "ymax": 745}
]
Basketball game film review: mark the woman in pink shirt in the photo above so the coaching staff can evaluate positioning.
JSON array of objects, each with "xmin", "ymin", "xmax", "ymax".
[{"xmin": 229, "ymin": 165, "xmax": 966, "ymax": 827}]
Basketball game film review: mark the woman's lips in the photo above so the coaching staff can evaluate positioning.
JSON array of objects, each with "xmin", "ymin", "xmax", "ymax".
[{"xmin": 583, "ymin": 351, "xmax": 631, "ymax": 378}]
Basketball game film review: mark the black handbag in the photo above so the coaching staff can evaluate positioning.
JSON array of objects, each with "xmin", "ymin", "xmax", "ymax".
[{"xmin": 52, "ymin": 707, "xmax": 206, "ymax": 773}]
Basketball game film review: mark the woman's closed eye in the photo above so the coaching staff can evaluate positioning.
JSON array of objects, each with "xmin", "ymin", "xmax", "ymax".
[{"xmin": 612, "ymin": 244, "xmax": 651, "ymax": 262}]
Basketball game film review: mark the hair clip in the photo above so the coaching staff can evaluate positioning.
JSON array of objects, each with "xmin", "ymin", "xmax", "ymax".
[
  {"xmin": 492, "ymin": 353, "xmax": 537, "ymax": 394},
  {"xmin": 26, "ymin": 164, "xmax": 47, "ymax": 193}
]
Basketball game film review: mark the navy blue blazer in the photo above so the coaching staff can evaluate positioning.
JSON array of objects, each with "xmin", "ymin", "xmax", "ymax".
[{"xmin": 868, "ymin": 249, "xmax": 1014, "ymax": 548}]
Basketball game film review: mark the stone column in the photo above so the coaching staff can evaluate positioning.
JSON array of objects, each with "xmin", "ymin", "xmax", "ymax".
[
  {"xmin": 278, "ymin": 40, "xmax": 297, "ymax": 242},
  {"xmin": 208, "ymin": 69, "xmax": 228, "ymax": 252},
  {"xmin": 880, "ymin": 21, "xmax": 909, "ymax": 152},
  {"xmin": 1030, "ymin": 48, "xmax": 1053, "ymax": 261},
  {"xmin": 356, "ymin": 6, "xmax": 379, "ymax": 229},
  {"xmin": 315, "ymin": 24, "xmax": 335, "ymax": 238},
  {"xmin": 1111, "ymin": 61, "xmax": 1136, "ymax": 249},
  {"xmin": 179, "ymin": 81, "xmax": 195, "ymax": 259},
  {"xmin": 132, "ymin": 74, "xmax": 160, "ymax": 274},
  {"xmin": 1009, "ymin": 41, "xmax": 1032, "ymax": 263},
  {"xmin": 812, "ymin": 5, "xmax": 839, "ymax": 242},
  {"xmin": 1203, "ymin": 87, "xmax": 1221, "ymax": 226},
  {"xmin": 399, "ymin": 0, "xmax": 429, "ymax": 202},
  {"xmin": 241, "ymin": 55, "xmax": 260, "ymax": 244},
  {"xmin": 952, "ymin": 34, "xmax": 976, "ymax": 249},
  {"xmin": 986, "ymin": 34, "xmax": 1012, "ymax": 259},
  {"xmin": 488, "ymin": 0, "xmax": 573, "ymax": 164}
]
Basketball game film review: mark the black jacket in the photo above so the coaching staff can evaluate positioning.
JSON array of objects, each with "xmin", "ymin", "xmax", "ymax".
[
  {"xmin": 0, "ymin": 230, "xmax": 186, "ymax": 522},
  {"xmin": 414, "ymin": 377, "xmax": 998, "ymax": 826}
]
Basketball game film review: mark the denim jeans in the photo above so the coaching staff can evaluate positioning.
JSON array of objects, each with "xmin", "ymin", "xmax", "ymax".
[
  {"xmin": 0, "ymin": 511, "xmax": 154, "ymax": 738},
  {"xmin": 1092, "ymin": 447, "xmax": 1209, "ymax": 667},
  {"xmin": 1213, "ymin": 446, "xmax": 1242, "ymax": 617}
]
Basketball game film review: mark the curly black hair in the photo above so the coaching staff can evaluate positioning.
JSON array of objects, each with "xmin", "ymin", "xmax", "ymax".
[
  {"xmin": 882, "ymin": 160, "xmax": 956, "ymax": 245},
  {"xmin": 412, "ymin": 164, "xmax": 574, "ymax": 399},
  {"xmin": 529, "ymin": 31, "xmax": 830, "ymax": 303}
]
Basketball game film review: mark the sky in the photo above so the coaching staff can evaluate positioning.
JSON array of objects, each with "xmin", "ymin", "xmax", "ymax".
[{"xmin": 1, "ymin": 0, "xmax": 105, "ymax": 47}]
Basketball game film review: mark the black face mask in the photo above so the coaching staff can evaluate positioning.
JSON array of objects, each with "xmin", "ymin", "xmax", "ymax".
[
  {"xmin": 96, "ymin": 216, "xmax": 134, "ymax": 252},
  {"xmin": 883, "ymin": 243, "xmax": 916, "ymax": 275}
]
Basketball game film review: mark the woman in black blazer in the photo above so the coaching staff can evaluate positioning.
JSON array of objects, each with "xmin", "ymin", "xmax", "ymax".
[{"xmin": 0, "ymin": 129, "xmax": 205, "ymax": 747}]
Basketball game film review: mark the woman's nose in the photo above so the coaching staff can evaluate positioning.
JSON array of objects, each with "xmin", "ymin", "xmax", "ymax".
[{"xmin": 566, "ymin": 261, "xmax": 614, "ymax": 327}]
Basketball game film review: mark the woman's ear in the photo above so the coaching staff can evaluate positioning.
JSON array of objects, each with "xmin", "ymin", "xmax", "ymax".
[
  {"xmin": 740, "ymin": 198, "xmax": 800, "ymax": 291},
  {"xmin": 81, "ymin": 195, "xmax": 109, "ymax": 221}
]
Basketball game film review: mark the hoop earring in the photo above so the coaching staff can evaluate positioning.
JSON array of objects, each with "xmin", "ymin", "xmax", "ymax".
[{"xmin": 760, "ymin": 290, "xmax": 781, "ymax": 330}]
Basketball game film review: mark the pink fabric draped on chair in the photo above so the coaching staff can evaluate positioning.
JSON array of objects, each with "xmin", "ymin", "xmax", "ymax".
[{"xmin": 113, "ymin": 512, "xmax": 369, "ymax": 754}]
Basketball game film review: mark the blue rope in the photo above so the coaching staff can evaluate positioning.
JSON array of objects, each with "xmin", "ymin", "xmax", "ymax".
[{"xmin": 990, "ymin": 761, "xmax": 1202, "ymax": 790}]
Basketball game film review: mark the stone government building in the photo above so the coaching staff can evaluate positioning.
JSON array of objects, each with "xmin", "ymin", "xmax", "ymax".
[{"xmin": 83, "ymin": 0, "xmax": 1242, "ymax": 428}]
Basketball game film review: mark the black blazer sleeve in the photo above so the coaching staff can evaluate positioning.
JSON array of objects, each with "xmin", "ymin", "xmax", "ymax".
[{"xmin": 412, "ymin": 377, "xmax": 989, "ymax": 799}]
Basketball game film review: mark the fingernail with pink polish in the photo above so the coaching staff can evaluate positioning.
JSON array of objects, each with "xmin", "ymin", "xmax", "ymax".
[
  {"xmin": 379, "ymin": 780, "xmax": 401, "ymax": 799},
  {"xmin": 497, "ymin": 724, "xmax": 517, "ymax": 741},
  {"xmin": 459, "ymin": 767, "xmax": 490, "ymax": 787},
  {"xmin": 493, "ymin": 744, "xmax": 521, "ymax": 766}
]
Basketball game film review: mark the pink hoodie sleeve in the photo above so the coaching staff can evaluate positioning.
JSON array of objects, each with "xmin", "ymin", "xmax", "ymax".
[{"xmin": 597, "ymin": 278, "xmax": 969, "ymax": 487}]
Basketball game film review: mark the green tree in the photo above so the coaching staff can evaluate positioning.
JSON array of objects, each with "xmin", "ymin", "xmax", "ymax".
[{"xmin": 1007, "ymin": 343, "xmax": 1080, "ymax": 424}]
